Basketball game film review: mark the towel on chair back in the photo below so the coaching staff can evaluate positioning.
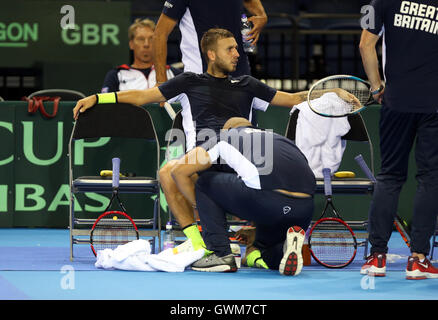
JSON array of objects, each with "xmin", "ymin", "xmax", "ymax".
[{"xmin": 292, "ymin": 92, "xmax": 351, "ymax": 178}]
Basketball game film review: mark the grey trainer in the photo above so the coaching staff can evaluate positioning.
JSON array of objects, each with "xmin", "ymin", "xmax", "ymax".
[{"xmin": 191, "ymin": 253, "xmax": 238, "ymax": 272}]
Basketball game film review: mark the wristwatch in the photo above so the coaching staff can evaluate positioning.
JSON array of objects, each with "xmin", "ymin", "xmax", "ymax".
[{"xmin": 370, "ymin": 84, "xmax": 384, "ymax": 95}]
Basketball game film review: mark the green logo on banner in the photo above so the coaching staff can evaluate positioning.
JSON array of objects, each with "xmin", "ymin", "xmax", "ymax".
[
  {"xmin": 0, "ymin": 22, "xmax": 38, "ymax": 47},
  {"xmin": 61, "ymin": 23, "xmax": 120, "ymax": 46}
]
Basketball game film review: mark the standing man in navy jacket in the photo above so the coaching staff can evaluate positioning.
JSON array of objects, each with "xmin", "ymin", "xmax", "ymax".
[
  {"xmin": 153, "ymin": 0, "xmax": 267, "ymax": 83},
  {"xmin": 152, "ymin": 0, "xmax": 268, "ymax": 128}
]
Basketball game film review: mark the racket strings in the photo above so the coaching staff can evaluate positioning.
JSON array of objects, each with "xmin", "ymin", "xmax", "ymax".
[
  {"xmin": 309, "ymin": 78, "xmax": 370, "ymax": 116},
  {"xmin": 92, "ymin": 213, "xmax": 138, "ymax": 251},
  {"xmin": 310, "ymin": 220, "xmax": 356, "ymax": 266}
]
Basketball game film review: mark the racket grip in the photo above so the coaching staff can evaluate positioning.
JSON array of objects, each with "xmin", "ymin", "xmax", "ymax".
[
  {"xmin": 354, "ymin": 154, "xmax": 376, "ymax": 183},
  {"xmin": 322, "ymin": 168, "xmax": 332, "ymax": 197},
  {"xmin": 112, "ymin": 157, "xmax": 120, "ymax": 189},
  {"xmin": 164, "ymin": 102, "xmax": 176, "ymax": 121}
]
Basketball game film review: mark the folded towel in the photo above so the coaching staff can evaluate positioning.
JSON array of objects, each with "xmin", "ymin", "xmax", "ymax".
[
  {"xmin": 95, "ymin": 239, "xmax": 204, "ymax": 272},
  {"xmin": 292, "ymin": 92, "xmax": 351, "ymax": 178}
]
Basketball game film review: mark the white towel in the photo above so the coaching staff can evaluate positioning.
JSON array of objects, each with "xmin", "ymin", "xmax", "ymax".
[
  {"xmin": 292, "ymin": 92, "xmax": 351, "ymax": 178},
  {"xmin": 95, "ymin": 239, "xmax": 204, "ymax": 272},
  {"xmin": 146, "ymin": 247, "xmax": 204, "ymax": 272}
]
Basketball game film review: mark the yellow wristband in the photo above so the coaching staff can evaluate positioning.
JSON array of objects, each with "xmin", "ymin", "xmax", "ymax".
[{"xmin": 96, "ymin": 92, "xmax": 118, "ymax": 104}]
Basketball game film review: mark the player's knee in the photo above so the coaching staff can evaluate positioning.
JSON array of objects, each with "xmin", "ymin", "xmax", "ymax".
[
  {"xmin": 160, "ymin": 161, "xmax": 180, "ymax": 193},
  {"xmin": 159, "ymin": 160, "xmax": 176, "ymax": 182}
]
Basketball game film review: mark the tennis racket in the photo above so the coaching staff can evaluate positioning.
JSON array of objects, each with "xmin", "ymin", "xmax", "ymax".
[
  {"xmin": 90, "ymin": 157, "xmax": 139, "ymax": 256},
  {"xmin": 354, "ymin": 154, "xmax": 411, "ymax": 248},
  {"xmin": 308, "ymin": 168, "xmax": 358, "ymax": 268},
  {"xmin": 307, "ymin": 74, "xmax": 374, "ymax": 117},
  {"xmin": 394, "ymin": 215, "xmax": 411, "ymax": 248}
]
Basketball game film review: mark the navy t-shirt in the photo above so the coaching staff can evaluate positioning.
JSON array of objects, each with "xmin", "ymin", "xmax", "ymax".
[
  {"xmin": 366, "ymin": 0, "xmax": 438, "ymax": 113},
  {"xmin": 162, "ymin": 0, "xmax": 250, "ymax": 77},
  {"xmin": 158, "ymin": 72, "xmax": 276, "ymax": 146}
]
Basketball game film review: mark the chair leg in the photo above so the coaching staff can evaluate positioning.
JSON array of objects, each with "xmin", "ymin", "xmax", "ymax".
[
  {"xmin": 430, "ymin": 219, "xmax": 438, "ymax": 260},
  {"xmin": 363, "ymin": 238, "xmax": 369, "ymax": 259},
  {"xmin": 363, "ymin": 220, "xmax": 369, "ymax": 259},
  {"xmin": 69, "ymin": 193, "xmax": 75, "ymax": 261},
  {"xmin": 156, "ymin": 196, "xmax": 161, "ymax": 253},
  {"xmin": 152, "ymin": 196, "xmax": 161, "ymax": 254}
]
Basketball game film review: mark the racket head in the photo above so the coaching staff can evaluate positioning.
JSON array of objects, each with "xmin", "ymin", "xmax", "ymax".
[
  {"xmin": 90, "ymin": 210, "xmax": 139, "ymax": 256},
  {"xmin": 308, "ymin": 217, "xmax": 357, "ymax": 268},
  {"xmin": 307, "ymin": 74, "xmax": 372, "ymax": 117}
]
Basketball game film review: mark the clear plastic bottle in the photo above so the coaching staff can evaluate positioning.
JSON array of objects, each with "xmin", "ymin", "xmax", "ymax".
[
  {"xmin": 163, "ymin": 221, "xmax": 175, "ymax": 250},
  {"xmin": 241, "ymin": 14, "xmax": 255, "ymax": 53}
]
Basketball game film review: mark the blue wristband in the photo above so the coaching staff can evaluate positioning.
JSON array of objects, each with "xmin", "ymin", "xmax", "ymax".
[{"xmin": 371, "ymin": 85, "xmax": 384, "ymax": 95}]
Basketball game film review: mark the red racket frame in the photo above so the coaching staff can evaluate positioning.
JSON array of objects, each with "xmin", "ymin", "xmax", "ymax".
[
  {"xmin": 90, "ymin": 210, "xmax": 139, "ymax": 256},
  {"xmin": 308, "ymin": 217, "xmax": 357, "ymax": 268}
]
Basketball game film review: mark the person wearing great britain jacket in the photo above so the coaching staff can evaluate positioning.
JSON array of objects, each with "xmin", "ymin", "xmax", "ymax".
[{"xmin": 359, "ymin": 0, "xmax": 438, "ymax": 279}]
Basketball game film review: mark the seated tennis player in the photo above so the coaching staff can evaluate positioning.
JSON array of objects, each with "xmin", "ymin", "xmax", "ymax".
[{"xmin": 170, "ymin": 117, "xmax": 316, "ymax": 275}]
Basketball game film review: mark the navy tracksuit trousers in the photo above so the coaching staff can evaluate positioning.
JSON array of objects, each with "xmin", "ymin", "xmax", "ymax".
[{"xmin": 369, "ymin": 106, "xmax": 438, "ymax": 255}]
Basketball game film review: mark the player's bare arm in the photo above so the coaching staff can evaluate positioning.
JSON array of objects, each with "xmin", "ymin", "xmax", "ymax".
[
  {"xmin": 153, "ymin": 13, "xmax": 178, "ymax": 84},
  {"xmin": 270, "ymin": 89, "xmax": 359, "ymax": 108},
  {"xmin": 73, "ymin": 87, "xmax": 166, "ymax": 119}
]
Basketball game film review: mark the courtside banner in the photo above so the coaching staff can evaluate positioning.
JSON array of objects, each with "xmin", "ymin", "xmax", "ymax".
[
  {"xmin": 0, "ymin": 102, "xmax": 414, "ymax": 228},
  {"xmin": 0, "ymin": 1, "xmax": 130, "ymax": 68},
  {"xmin": 0, "ymin": 101, "xmax": 174, "ymax": 228}
]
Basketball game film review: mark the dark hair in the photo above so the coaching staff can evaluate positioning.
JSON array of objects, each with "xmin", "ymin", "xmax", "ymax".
[{"xmin": 200, "ymin": 28, "xmax": 235, "ymax": 62}]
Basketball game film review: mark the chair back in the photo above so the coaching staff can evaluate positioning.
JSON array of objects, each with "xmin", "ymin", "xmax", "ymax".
[
  {"xmin": 69, "ymin": 103, "xmax": 160, "ymax": 184},
  {"xmin": 165, "ymin": 109, "xmax": 186, "ymax": 161},
  {"xmin": 29, "ymin": 89, "xmax": 86, "ymax": 100}
]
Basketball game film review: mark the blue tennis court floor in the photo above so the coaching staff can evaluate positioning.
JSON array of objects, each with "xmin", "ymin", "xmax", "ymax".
[{"xmin": 0, "ymin": 228, "xmax": 437, "ymax": 302}]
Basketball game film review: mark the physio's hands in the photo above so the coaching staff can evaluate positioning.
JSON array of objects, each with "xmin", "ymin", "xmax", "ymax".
[
  {"xmin": 235, "ymin": 227, "xmax": 256, "ymax": 246},
  {"xmin": 73, "ymin": 95, "xmax": 97, "ymax": 120}
]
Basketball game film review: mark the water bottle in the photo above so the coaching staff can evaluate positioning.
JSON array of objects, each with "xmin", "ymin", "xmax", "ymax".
[
  {"xmin": 163, "ymin": 221, "xmax": 175, "ymax": 250},
  {"xmin": 241, "ymin": 14, "xmax": 255, "ymax": 53}
]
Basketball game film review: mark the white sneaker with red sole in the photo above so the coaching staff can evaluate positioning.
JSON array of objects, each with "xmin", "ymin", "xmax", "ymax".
[
  {"xmin": 406, "ymin": 256, "xmax": 438, "ymax": 280},
  {"xmin": 279, "ymin": 226, "xmax": 305, "ymax": 276}
]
